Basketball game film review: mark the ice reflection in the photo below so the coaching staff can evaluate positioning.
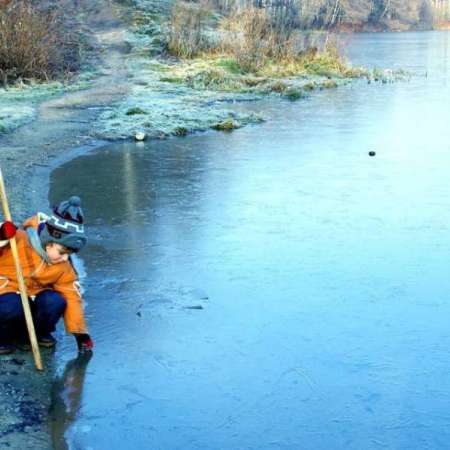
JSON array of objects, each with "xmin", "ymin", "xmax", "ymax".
[{"xmin": 48, "ymin": 353, "xmax": 92, "ymax": 450}]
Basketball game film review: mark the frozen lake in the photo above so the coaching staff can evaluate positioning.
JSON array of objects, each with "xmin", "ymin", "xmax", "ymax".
[{"xmin": 49, "ymin": 31, "xmax": 450, "ymax": 449}]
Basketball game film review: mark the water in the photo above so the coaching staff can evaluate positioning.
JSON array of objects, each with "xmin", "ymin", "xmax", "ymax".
[{"xmin": 48, "ymin": 31, "xmax": 450, "ymax": 449}]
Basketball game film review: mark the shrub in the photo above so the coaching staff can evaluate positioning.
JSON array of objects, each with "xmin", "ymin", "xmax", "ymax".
[
  {"xmin": 186, "ymin": 68, "xmax": 227, "ymax": 88},
  {"xmin": 220, "ymin": 8, "xmax": 272, "ymax": 72},
  {"xmin": 212, "ymin": 118, "xmax": 239, "ymax": 130},
  {"xmin": 283, "ymin": 87, "xmax": 306, "ymax": 100},
  {"xmin": 173, "ymin": 126, "xmax": 188, "ymax": 136},
  {"xmin": 303, "ymin": 81, "xmax": 316, "ymax": 90},
  {"xmin": 215, "ymin": 58, "xmax": 243, "ymax": 74},
  {"xmin": 160, "ymin": 76, "xmax": 184, "ymax": 83},
  {"xmin": 270, "ymin": 80, "xmax": 287, "ymax": 92},
  {"xmin": 219, "ymin": 7, "xmax": 305, "ymax": 72},
  {"xmin": 168, "ymin": 1, "xmax": 212, "ymax": 58},
  {"xmin": 319, "ymin": 79, "xmax": 338, "ymax": 89},
  {"xmin": 126, "ymin": 107, "xmax": 147, "ymax": 115},
  {"xmin": 0, "ymin": 0, "xmax": 81, "ymax": 86}
]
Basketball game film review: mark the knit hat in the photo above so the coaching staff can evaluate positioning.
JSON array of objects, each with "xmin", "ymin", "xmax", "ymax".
[{"xmin": 39, "ymin": 196, "xmax": 87, "ymax": 252}]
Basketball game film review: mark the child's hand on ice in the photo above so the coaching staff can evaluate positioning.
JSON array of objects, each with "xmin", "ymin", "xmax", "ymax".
[{"xmin": 74, "ymin": 333, "xmax": 94, "ymax": 353}]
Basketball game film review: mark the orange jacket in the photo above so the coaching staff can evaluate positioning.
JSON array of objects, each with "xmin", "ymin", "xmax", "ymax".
[{"xmin": 0, "ymin": 215, "xmax": 88, "ymax": 334}]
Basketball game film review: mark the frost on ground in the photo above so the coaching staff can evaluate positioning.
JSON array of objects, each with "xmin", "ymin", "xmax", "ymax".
[
  {"xmin": 0, "ymin": 103, "xmax": 34, "ymax": 134},
  {"xmin": 95, "ymin": 56, "xmax": 264, "ymax": 139},
  {"xmin": 0, "ymin": 74, "xmax": 95, "ymax": 134}
]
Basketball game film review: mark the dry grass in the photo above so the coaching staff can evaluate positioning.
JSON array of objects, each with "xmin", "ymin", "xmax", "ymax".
[
  {"xmin": 219, "ymin": 7, "xmax": 359, "ymax": 75},
  {"xmin": 0, "ymin": 0, "xmax": 81, "ymax": 86},
  {"xmin": 167, "ymin": 1, "xmax": 213, "ymax": 58},
  {"xmin": 166, "ymin": 0, "xmax": 357, "ymax": 77},
  {"xmin": 166, "ymin": 1, "xmax": 302, "ymax": 69},
  {"xmin": 219, "ymin": 8, "xmax": 281, "ymax": 72}
]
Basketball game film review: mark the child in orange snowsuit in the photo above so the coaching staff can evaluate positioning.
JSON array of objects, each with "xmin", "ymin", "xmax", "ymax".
[{"xmin": 0, "ymin": 196, "xmax": 93, "ymax": 355}]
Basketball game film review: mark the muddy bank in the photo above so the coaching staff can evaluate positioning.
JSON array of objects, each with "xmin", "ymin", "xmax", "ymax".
[{"xmin": 0, "ymin": 353, "xmax": 57, "ymax": 450}]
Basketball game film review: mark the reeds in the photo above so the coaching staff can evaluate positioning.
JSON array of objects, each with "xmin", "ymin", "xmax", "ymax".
[
  {"xmin": 167, "ymin": 1, "xmax": 213, "ymax": 58},
  {"xmin": 166, "ymin": 0, "xmax": 349, "ymax": 76}
]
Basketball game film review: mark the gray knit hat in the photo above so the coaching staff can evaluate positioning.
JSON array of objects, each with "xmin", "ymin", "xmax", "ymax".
[{"xmin": 39, "ymin": 196, "xmax": 87, "ymax": 252}]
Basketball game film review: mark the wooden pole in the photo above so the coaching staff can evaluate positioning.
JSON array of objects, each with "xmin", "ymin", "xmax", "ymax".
[{"xmin": 0, "ymin": 168, "xmax": 43, "ymax": 371}]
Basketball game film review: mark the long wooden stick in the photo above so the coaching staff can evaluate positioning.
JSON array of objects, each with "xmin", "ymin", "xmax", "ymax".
[{"xmin": 0, "ymin": 168, "xmax": 43, "ymax": 371}]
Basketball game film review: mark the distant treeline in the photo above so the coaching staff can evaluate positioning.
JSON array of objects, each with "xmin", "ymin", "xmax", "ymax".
[
  {"xmin": 166, "ymin": 0, "xmax": 445, "ymax": 67},
  {"xmin": 204, "ymin": 0, "xmax": 448, "ymax": 30}
]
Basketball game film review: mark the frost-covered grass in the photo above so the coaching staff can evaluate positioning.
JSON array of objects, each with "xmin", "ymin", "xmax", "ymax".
[
  {"xmin": 0, "ymin": 104, "xmax": 35, "ymax": 134},
  {"xmin": 0, "ymin": 82, "xmax": 67, "ymax": 133},
  {"xmin": 155, "ymin": 56, "xmax": 356, "ymax": 94},
  {"xmin": 94, "ymin": 56, "xmax": 263, "ymax": 139},
  {"xmin": 0, "ymin": 71, "xmax": 96, "ymax": 134}
]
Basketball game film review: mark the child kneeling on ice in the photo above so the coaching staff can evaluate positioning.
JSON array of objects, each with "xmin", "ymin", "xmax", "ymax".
[{"xmin": 0, "ymin": 196, "xmax": 93, "ymax": 355}]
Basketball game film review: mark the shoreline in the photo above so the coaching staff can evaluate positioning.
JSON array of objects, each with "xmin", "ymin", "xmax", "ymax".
[
  {"xmin": 1, "ymin": 0, "xmax": 407, "ymax": 143},
  {"xmin": 0, "ymin": 0, "xmax": 130, "ymax": 447}
]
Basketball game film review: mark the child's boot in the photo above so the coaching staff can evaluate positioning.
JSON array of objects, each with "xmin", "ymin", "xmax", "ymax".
[{"xmin": 38, "ymin": 333, "xmax": 56, "ymax": 348}]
